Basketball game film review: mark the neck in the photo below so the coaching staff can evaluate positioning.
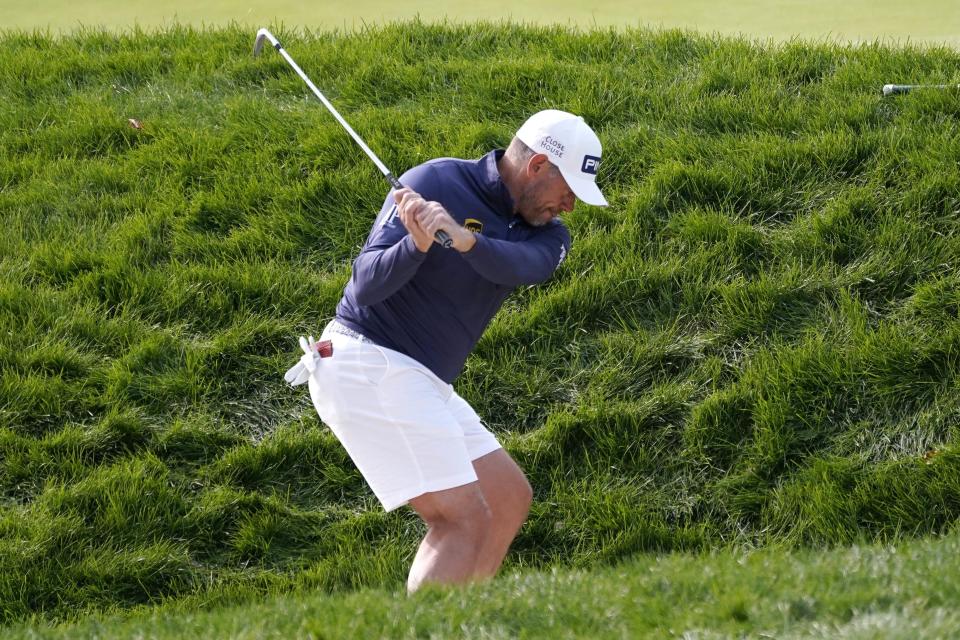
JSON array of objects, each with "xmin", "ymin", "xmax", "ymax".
[{"xmin": 496, "ymin": 153, "xmax": 524, "ymax": 206}]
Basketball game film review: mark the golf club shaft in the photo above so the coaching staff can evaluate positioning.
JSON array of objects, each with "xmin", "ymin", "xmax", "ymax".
[
  {"xmin": 254, "ymin": 28, "xmax": 452, "ymax": 248},
  {"xmin": 882, "ymin": 83, "xmax": 960, "ymax": 96}
]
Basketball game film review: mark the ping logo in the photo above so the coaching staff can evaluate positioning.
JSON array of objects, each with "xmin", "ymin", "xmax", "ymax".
[
  {"xmin": 581, "ymin": 155, "xmax": 601, "ymax": 175},
  {"xmin": 464, "ymin": 218, "xmax": 483, "ymax": 234}
]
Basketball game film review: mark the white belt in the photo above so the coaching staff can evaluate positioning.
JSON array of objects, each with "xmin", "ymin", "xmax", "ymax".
[{"xmin": 326, "ymin": 319, "xmax": 376, "ymax": 344}]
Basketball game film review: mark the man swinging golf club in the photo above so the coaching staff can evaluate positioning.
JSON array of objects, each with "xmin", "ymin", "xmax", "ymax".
[{"xmin": 286, "ymin": 109, "xmax": 608, "ymax": 592}]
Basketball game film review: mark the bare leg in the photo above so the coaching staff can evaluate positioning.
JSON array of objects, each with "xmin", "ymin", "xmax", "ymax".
[
  {"xmin": 406, "ymin": 483, "xmax": 492, "ymax": 593},
  {"xmin": 470, "ymin": 449, "xmax": 533, "ymax": 578},
  {"xmin": 405, "ymin": 450, "xmax": 532, "ymax": 592}
]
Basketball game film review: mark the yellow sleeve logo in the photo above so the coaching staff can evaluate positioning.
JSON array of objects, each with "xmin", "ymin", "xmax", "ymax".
[{"xmin": 464, "ymin": 218, "xmax": 483, "ymax": 234}]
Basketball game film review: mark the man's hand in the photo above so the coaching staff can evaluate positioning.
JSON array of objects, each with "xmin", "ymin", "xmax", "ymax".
[{"xmin": 394, "ymin": 188, "xmax": 477, "ymax": 253}]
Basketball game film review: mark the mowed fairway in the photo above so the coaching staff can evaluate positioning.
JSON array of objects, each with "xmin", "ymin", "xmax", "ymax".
[{"xmin": 2, "ymin": 0, "xmax": 960, "ymax": 47}]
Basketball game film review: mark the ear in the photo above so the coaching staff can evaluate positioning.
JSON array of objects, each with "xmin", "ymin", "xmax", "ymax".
[{"xmin": 526, "ymin": 153, "xmax": 551, "ymax": 178}]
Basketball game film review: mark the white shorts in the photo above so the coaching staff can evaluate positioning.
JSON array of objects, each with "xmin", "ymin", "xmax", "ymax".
[{"xmin": 306, "ymin": 321, "xmax": 502, "ymax": 512}]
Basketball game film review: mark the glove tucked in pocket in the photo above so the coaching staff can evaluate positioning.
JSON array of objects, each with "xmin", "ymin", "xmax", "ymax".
[{"xmin": 283, "ymin": 336, "xmax": 333, "ymax": 386}]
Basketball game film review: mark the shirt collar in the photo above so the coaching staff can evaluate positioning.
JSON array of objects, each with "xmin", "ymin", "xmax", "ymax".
[{"xmin": 480, "ymin": 149, "xmax": 516, "ymax": 218}]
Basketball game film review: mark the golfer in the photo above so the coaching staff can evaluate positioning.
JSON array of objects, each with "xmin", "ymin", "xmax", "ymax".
[{"xmin": 285, "ymin": 109, "xmax": 608, "ymax": 592}]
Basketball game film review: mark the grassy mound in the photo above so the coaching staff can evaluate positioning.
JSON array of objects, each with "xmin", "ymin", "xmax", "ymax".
[
  {"xmin": 1, "ymin": 23, "xmax": 959, "ymax": 623},
  {"xmin": 11, "ymin": 530, "xmax": 960, "ymax": 638}
]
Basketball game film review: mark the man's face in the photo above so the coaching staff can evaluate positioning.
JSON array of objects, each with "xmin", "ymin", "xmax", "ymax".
[{"xmin": 515, "ymin": 158, "xmax": 576, "ymax": 227}]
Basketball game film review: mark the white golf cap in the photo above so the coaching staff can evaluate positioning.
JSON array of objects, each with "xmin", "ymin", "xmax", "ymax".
[{"xmin": 515, "ymin": 109, "xmax": 608, "ymax": 207}]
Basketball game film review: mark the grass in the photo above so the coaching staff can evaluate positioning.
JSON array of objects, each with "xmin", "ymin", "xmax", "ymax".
[
  {"xmin": 9, "ymin": 529, "xmax": 960, "ymax": 638},
  {"xmin": 0, "ymin": 21, "xmax": 959, "ymax": 631}
]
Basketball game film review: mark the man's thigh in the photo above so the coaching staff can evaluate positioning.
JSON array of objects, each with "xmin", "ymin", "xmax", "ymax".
[{"xmin": 308, "ymin": 340, "xmax": 480, "ymax": 512}]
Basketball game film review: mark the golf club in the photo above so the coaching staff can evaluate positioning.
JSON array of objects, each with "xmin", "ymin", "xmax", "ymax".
[
  {"xmin": 254, "ymin": 28, "xmax": 453, "ymax": 248},
  {"xmin": 882, "ymin": 83, "xmax": 960, "ymax": 97}
]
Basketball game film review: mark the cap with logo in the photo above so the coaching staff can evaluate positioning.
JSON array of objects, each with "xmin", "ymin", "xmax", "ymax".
[{"xmin": 515, "ymin": 109, "xmax": 608, "ymax": 207}]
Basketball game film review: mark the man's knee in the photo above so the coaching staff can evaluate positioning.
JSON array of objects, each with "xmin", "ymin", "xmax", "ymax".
[
  {"xmin": 453, "ymin": 498, "xmax": 494, "ymax": 539},
  {"xmin": 410, "ymin": 484, "xmax": 493, "ymax": 535},
  {"xmin": 473, "ymin": 450, "xmax": 533, "ymax": 526},
  {"xmin": 515, "ymin": 475, "xmax": 533, "ymax": 518},
  {"xmin": 499, "ymin": 473, "xmax": 532, "ymax": 535}
]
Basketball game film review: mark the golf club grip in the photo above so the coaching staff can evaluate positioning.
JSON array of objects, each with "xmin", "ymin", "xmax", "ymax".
[{"xmin": 388, "ymin": 174, "xmax": 454, "ymax": 249}]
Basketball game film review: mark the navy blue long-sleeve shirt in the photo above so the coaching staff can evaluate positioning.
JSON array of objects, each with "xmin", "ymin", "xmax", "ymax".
[{"xmin": 335, "ymin": 149, "xmax": 571, "ymax": 383}]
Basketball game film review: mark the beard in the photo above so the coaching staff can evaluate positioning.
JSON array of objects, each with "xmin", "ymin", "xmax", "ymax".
[{"xmin": 514, "ymin": 179, "xmax": 558, "ymax": 227}]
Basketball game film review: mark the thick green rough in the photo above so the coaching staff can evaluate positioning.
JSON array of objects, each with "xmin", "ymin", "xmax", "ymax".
[{"xmin": 1, "ymin": 24, "xmax": 959, "ymax": 623}]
